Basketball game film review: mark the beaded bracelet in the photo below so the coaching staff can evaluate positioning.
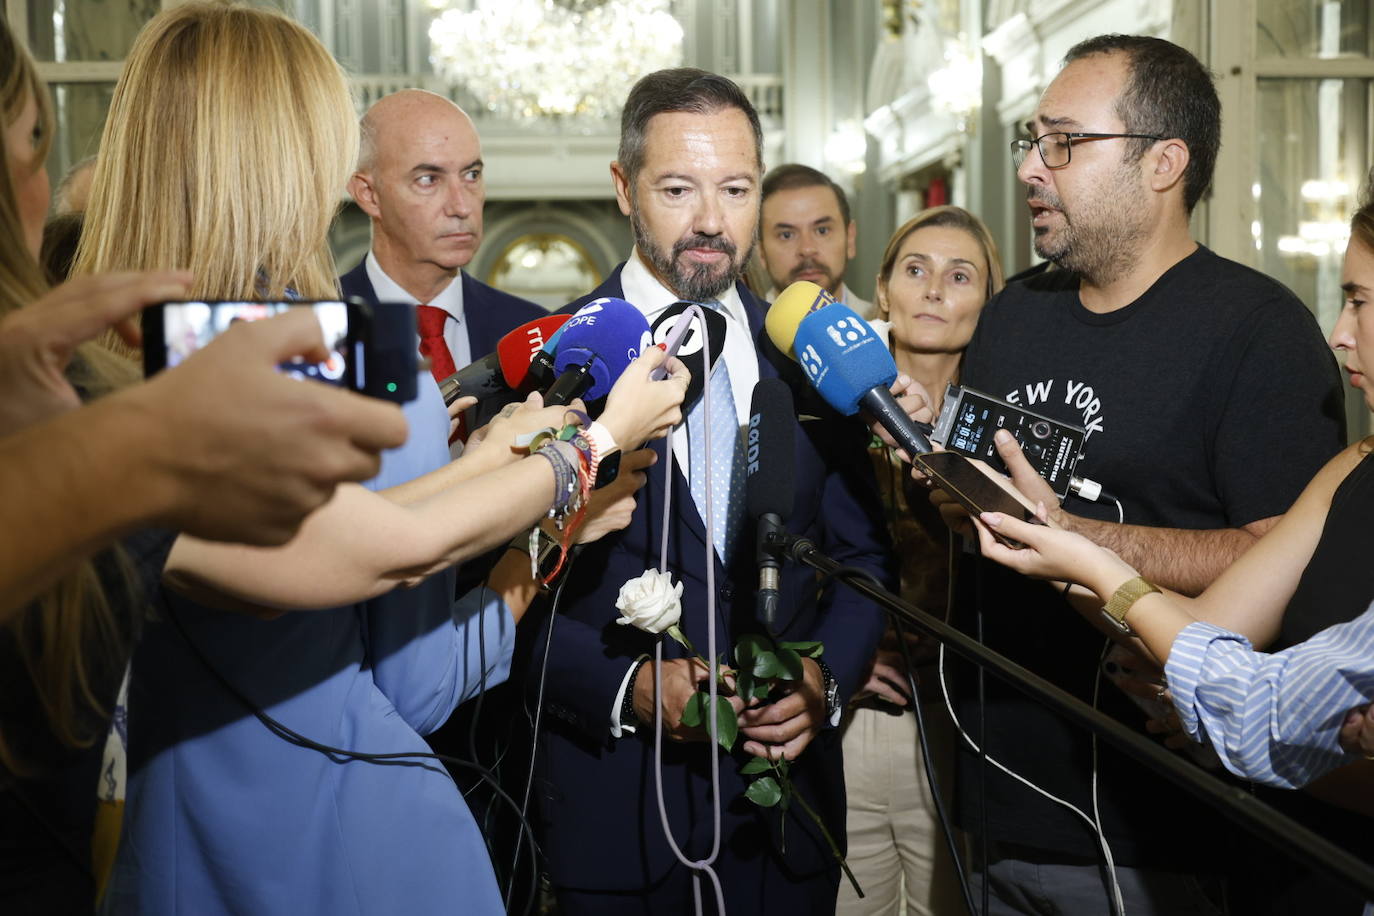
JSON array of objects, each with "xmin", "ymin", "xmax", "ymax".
[
  {"xmin": 532, "ymin": 438, "xmax": 592, "ymax": 585},
  {"xmin": 535, "ymin": 440, "xmax": 579, "ymax": 515}
]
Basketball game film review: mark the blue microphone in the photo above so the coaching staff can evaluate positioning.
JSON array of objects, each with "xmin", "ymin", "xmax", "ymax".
[
  {"xmin": 545, "ymin": 297, "xmax": 652, "ymax": 405},
  {"xmin": 790, "ymin": 304, "xmax": 933, "ymax": 456}
]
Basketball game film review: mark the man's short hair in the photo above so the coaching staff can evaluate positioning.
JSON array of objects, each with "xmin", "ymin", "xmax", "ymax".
[
  {"xmin": 1064, "ymin": 35, "xmax": 1220, "ymax": 213},
  {"xmin": 618, "ymin": 68, "xmax": 763, "ymax": 187},
  {"xmin": 761, "ymin": 163, "xmax": 851, "ymax": 225}
]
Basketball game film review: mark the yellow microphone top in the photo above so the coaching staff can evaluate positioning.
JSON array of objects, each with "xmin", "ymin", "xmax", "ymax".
[{"xmin": 764, "ymin": 281, "xmax": 839, "ymax": 359}]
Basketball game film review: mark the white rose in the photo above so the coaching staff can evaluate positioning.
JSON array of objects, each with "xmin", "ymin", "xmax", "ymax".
[{"xmin": 614, "ymin": 569, "xmax": 683, "ymax": 635}]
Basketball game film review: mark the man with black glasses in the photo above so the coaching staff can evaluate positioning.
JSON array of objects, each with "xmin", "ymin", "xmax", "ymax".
[{"xmin": 943, "ymin": 34, "xmax": 1344, "ymax": 915}]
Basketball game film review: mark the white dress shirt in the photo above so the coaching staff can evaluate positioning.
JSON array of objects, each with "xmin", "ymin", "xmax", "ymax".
[
  {"xmin": 619, "ymin": 249, "xmax": 759, "ymax": 477},
  {"xmin": 365, "ymin": 250, "xmax": 473, "ymax": 371},
  {"xmin": 609, "ymin": 249, "xmax": 761, "ymax": 738},
  {"xmin": 366, "ymin": 252, "xmax": 471, "ymax": 457}
]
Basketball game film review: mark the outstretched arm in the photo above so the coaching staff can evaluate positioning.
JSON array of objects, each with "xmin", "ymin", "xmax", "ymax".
[{"xmin": 163, "ymin": 350, "xmax": 689, "ymax": 612}]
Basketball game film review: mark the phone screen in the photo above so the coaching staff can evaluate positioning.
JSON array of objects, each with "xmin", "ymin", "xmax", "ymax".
[
  {"xmin": 913, "ymin": 451, "xmax": 1046, "ymax": 548},
  {"xmin": 148, "ymin": 300, "xmax": 353, "ymax": 385}
]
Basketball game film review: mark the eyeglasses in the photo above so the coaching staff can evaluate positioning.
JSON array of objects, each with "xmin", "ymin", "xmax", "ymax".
[{"xmin": 1010, "ymin": 132, "xmax": 1165, "ymax": 169}]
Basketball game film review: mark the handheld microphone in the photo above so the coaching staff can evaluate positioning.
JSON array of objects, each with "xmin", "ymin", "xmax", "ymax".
[
  {"xmin": 745, "ymin": 378, "xmax": 795, "ymax": 632},
  {"xmin": 544, "ymin": 297, "xmax": 652, "ymax": 405},
  {"xmin": 770, "ymin": 302, "xmax": 934, "ymax": 457},
  {"xmin": 526, "ymin": 317, "xmax": 572, "ymax": 389},
  {"xmin": 648, "ymin": 301, "xmax": 726, "ymax": 408},
  {"xmin": 764, "ymin": 280, "xmax": 839, "ymax": 359},
  {"xmin": 437, "ymin": 313, "xmax": 570, "ymax": 406}
]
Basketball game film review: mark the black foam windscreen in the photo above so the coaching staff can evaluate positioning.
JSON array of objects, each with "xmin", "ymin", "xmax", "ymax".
[
  {"xmin": 744, "ymin": 377, "xmax": 795, "ymax": 522},
  {"xmin": 649, "ymin": 302, "xmax": 726, "ymax": 409}
]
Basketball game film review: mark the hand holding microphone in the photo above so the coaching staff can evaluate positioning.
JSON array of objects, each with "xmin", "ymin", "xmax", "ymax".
[
  {"xmin": 765, "ymin": 282, "xmax": 934, "ymax": 458},
  {"xmin": 598, "ymin": 345, "xmax": 690, "ymax": 449},
  {"xmin": 463, "ymin": 391, "xmax": 585, "ymax": 474}
]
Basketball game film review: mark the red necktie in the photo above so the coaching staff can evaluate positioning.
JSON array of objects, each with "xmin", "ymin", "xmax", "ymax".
[{"xmin": 416, "ymin": 304, "xmax": 466, "ymax": 444}]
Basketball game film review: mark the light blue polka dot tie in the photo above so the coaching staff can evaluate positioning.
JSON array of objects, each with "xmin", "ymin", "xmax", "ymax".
[{"xmin": 686, "ymin": 302, "xmax": 745, "ymax": 562}]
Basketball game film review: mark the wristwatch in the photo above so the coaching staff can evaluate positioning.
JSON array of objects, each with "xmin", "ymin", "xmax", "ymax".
[
  {"xmin": 1101, "ymin": 576, "xmax": 1160, "ymax": 635},
  {"xmin": 620, "ymin": 658, "xmax": 647, "ymax": 729},
  {"xmin": 815, "ymin": 658, "xmax": 841, "ymax": 726}
]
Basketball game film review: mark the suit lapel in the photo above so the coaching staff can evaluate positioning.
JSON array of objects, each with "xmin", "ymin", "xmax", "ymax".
[
  {"xmin": 339, "ymin": 260, "xmax": 378, "ymax": 306},
  {"xmin": 460, "ymin": 272, "xmax": 496, "ymax": 357}
]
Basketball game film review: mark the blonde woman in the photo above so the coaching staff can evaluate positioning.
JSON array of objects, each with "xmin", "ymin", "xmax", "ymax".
[
  {"xmin": 0, "ymin": 19, "xmax": 412, "ymax": 915},
  {"xmin": 74, "ymin": 4, "xmax": 685, "ymax": 914},
  {"xmin": 841, "ymin": 206, "xmax": 1003, "ymax": 916}
]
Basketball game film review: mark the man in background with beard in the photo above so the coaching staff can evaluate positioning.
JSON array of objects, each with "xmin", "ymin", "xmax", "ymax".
[
  {"xmin": 526, "ymin": 68, "xmax": 894, "ymax": 914},
  {"xmin": 943, "ymin": 34, "xmax": 1344, "ymax": 914},
  {"xmin": 757, "ymin": 163, "xmax": 874, "ymax": 319}
]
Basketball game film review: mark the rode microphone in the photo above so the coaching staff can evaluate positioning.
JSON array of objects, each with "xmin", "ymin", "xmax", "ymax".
[
  {"xmin": 649, "ymin": 301, "xmax": 725, "ymax": 408},
  {"xmin": 544, "ymin": 297, "xmax": 652, "ymax": 406},
  {"xmin": 745, "ymin": 378, "xmax": 795, "ymax": 632},
  {"xmin": 764, "ymin": 280, "xmax": 839, "ymax": 359},
  {"xmin": 437, "ymin": 313, "xmax": 570, "ymax": 406},
  {"xmin": 771, "ymin": 302, "xmax": 934, "ymax": 458}
]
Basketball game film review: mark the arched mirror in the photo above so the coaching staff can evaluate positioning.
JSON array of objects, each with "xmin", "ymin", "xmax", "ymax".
[{"xmin": 486, "ymin": 233, "xmax": 602, "ymax": 310}]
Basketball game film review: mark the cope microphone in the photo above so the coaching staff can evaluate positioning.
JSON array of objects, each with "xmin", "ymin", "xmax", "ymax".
[
  {"xmin": 763, "ymin": 280, "xmax": 840, "ymax": 359},
  {"xmin": 768, "ymin": 302, "xmax": 934, "ymax": 458},
  {"xmin": 744, "ymin": 378, "xmax": 795, "ymax": 632},
  {"xmin": 648, "ymin": 302, "xmax": 726, "ymax": 409},
  {"xmin": 544, "ymin": 297, "xmax": 652, "ymax": 406},
  {"xmin": 437, "ymin": 313, "xmax": 570, "ymax": 407}
]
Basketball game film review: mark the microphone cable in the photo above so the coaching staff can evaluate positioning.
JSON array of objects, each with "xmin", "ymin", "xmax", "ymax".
[
  {"xmin": 648, "ymin": 304, "xmax": 728, "ymax": 916},
  {"xmin": 935, "ymin": 539, "xmax": 1127, "ymax": 916},
  {"xmin": 505, "ymin": 557, "xmax": 574, "ymax": 914},
  {"xmin": 160, "ymin": 591, "xmax": 545, "ymax": 916},
  {"xmin": 876, "ymin": 450, "xmax": 979, "ymax": 915}
]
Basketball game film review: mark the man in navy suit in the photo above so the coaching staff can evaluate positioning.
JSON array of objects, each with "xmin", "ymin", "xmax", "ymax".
[
  {"xmin": 340, "ymin": 89, "xmax": 544, "ymax": 432},
  {"xmin": 531, "ymin": 68, "xmax": 895, "ymax": 915}
]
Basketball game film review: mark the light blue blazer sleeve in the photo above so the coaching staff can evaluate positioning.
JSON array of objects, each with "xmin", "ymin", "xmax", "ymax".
[{"xmin": 362, "ymin": 372, "xmax": 517, "ymax": 735}]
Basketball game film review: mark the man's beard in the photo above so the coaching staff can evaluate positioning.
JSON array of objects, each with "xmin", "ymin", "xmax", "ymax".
[
  {"xmin": 1029, "ymin": 167, "xmax": 1149, "ymax": 286},
  {"xmin": 631, "ymin": 205, "xmax": 752, "ymax": 303}
]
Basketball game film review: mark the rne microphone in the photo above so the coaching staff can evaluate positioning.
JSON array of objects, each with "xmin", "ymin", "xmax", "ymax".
[
  {"xmin": 769, "ymin": 302, "xmax": 933, "ymax": 458},
  {"xmin": 544, "ymin": 297, "xmax": 652, "ymax": 406},
  {"xmin": 745, "ymin": 378, "xmax": 795, "ymax": 632},
  {"xmin": 526, "ymin": 316, "xmax": 573, "ymax": 390},
  {"xmin": 763, "ymin": 280, "xmax": 839, "ymax": 359},
  {"xmin": 437, "ymin": 313, "xmax": 571, "ymax": 407}
]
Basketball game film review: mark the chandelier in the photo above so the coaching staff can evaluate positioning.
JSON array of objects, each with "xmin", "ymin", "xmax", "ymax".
[{"xmin": 429, "ymin": 0, "xmax": 685, "ymax": 122}]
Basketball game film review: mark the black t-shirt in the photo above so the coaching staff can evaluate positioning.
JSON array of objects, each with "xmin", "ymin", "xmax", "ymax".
[
  {"xmin": 951, "ymin": 245, "xmax": 1346, "ymax": 867},
  {"xmin": 1241, "ymin": 450, "xmax": 1374, "ymax": 911}
]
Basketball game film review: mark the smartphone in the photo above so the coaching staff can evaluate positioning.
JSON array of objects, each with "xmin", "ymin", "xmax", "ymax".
[
  {"xmin": 142, "ymin": 299, "xmax": 417, "ymax": 403},
  {"xmin": 912, "ymin": 450, "xmax": 1046, "ymax": 549}
]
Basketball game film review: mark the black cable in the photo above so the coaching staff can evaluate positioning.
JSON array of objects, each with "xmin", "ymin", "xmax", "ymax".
[
  {"xmin": 879, "ymin": 452, "xmax": 978, "ymax": 913},
  {"xmin": 162, "ymin": 595, "xmax": 542, "ymax": 916},
  {"xmin": 505, "ymin": 557, "xmax": 573, "ymax": 914},
  {"xmin": 974, "ymin": 570, "xmax": 990, "ymax": 916},
  {"xmin": 469, "ymin": 577, "xmax": 490, "ymax": 766},
  {"xmin": 892, "ymin": 615, "xmax": 978, "ymax": 916}
]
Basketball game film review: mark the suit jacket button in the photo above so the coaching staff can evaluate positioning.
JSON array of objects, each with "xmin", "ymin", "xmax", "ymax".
[{"xmin": 720, "ymin": 582, "xmax": 734, "ymax": 601}]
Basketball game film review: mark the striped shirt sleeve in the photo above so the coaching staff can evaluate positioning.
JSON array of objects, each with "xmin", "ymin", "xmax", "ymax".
[{"xmin": 1165, "ymin": 603, "xmax": 1374, "ymax": 788}]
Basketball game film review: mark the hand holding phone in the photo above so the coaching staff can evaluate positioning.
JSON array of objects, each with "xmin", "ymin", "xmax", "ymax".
[
  {"xmin": 142, "ymin": 299, "xmax": 417, "ymax": 403},
  {"xmin": 913, "ymin": 450, "xmax": 1047, "ymax": 548}
]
